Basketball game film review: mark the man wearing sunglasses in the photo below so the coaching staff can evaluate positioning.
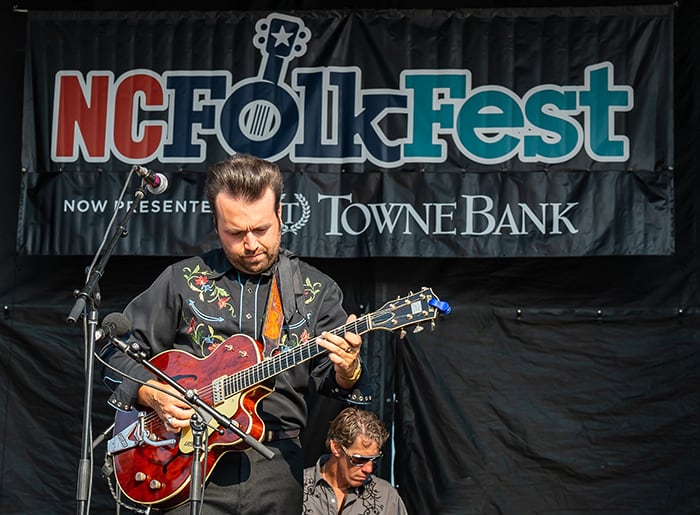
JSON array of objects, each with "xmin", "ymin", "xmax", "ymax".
[{"xmin": 303, "ymin": 407, "xmax": 408, "ymax": 514}]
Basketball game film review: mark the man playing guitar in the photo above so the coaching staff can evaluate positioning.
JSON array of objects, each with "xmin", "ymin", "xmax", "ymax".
[{"xmin": 103, "ymin": 153, "xmax": 371, "ymax": 513}]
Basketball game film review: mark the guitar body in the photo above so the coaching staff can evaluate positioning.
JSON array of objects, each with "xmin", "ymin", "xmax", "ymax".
[{"xmin": 111, "ymin": 334, "xmax": 272, "ymax": 509}]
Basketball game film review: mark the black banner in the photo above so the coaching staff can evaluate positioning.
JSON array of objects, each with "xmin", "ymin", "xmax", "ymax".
[
  {"xmin": 19, "ymin": 7, "xmax": 674, "ymax": 256},
  {"xmin": 18, "ymin": 168, "xmax": 673, "ymax": 256}
]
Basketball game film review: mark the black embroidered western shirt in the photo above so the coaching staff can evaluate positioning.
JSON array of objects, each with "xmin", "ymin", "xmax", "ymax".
[{"xmin": 103, "ymin": 247, "xmax": 372, "ymax": 433}]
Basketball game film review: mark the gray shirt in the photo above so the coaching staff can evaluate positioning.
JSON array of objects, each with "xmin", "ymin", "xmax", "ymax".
[{"xmin": 303, "ymin": 454, "xmax": 409, "ymax": 514}]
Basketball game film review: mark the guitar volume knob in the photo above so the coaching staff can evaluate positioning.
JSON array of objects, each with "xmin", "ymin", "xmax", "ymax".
[
  {"xmin": 134, "ymin": 472, "xmax": 147, "ymax": 482},
  {"xmin": 150, "ymin": 479, "xmax": 163, "ymax": 490}
]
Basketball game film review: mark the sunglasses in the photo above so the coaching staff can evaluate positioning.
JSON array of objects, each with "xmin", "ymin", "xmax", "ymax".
[{"xmin": 340, "ymin": 445, "xmax": 383, "ymax": 467}]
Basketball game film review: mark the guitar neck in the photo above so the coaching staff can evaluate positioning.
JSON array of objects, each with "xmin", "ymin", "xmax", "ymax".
[
  {"xmin": 225, "ymin": 315, "xmax": 374, "ymax": 395},
  {"xmin": 219, "ymin": 287, "xmax": 446, "ymax": 398}
]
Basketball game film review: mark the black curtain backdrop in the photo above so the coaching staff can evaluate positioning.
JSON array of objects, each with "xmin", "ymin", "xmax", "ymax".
[{"xmin": 1, "ymin": 1, "xmax": 699, "ymax": 514}]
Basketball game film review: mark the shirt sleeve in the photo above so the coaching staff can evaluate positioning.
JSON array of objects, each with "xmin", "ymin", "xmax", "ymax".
[
  {"xmin": 100, "ymin": 265, "xmax": 182, "ymax": 411},
  {"xmin": 390, "ymin": 488, "xmax": 410, "ymax": 515},
  {"xmin": 307, "ymin": 275, "xmax": 373, "ymax": 405}
]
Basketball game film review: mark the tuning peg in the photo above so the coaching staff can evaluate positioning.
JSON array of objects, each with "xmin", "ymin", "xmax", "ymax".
[
  {"xmin": 412, "ymin": 324, "xmax": 424, "ymax": 333},
  {"xmin": 430, "ymin": 321, "xmax": 436, "ymax": 331},
  {"xmin": 399, "ymin": 329, "xmax": 407, "ymax": 339}
]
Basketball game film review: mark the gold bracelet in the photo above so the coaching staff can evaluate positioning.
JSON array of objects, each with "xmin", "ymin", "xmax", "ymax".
[{"xmin": 338, "ymin": 359, "xmax": 362, "ymax": 383}]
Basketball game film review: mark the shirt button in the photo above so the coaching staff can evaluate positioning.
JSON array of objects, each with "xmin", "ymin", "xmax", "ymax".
[
  {"xmin": 245, "ymin": 313, "xmax": 253, "ymax": 320},
  {"xmin": 247, "ymin": 288, "xmax": 254, "ymax": 294}
]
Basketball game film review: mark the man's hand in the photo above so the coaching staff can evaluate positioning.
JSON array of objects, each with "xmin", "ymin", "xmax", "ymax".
[
  {"xmin": 137, "ymin": 380, "xmax": 195, "ymax": 432},
  {"xmin": 318, "ymin": 314, "xmax": 363, "ymax": 388}
]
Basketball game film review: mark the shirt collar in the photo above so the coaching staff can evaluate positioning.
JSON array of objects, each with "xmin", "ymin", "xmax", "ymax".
[{"xmin": 314, "ymin": 454, "xmax": 331, "ymax": 486}]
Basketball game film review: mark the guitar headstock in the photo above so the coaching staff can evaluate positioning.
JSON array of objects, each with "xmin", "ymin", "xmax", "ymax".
[
  {"xmin": 370, "ymin": 287, "xmax": 451, "ymax": 336},
  {"xmin": 253, "ymin": 13, "xmax": 311, "ymax": 63}
]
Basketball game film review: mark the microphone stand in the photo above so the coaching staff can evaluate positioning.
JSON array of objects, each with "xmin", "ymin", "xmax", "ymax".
[
  {"xmin": 188, "ymin": 413, "xmax": 206, "ymax": 515},
  {"xmin": 66, "ymin": 179, "xmax": 149, "ymax": 515},
  {"xmin": 108, "ymin": 336, "xmax": 275, "ymax": 514}
]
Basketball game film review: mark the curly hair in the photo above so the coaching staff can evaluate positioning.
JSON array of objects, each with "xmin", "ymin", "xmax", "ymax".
[{"xmin": 325, "ymin": 407, "xmax": 390, "ymax": 450}]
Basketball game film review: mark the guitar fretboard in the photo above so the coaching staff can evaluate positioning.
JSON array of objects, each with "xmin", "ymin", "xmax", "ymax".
[
  {"xmin": 211, "ymin": 287, "xmax": 443, "ymax": 403},
  {"xmin": 218, "ymin": 312, "xmax": 381, "ymax": 399}
]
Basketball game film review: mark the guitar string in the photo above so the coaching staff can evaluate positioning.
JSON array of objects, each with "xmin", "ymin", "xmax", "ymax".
[{"xmin": 219, "ymin": 313, "xmax": 374, "ymax": 397}]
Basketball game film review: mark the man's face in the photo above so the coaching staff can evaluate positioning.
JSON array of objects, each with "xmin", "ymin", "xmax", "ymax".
[
  {"xmin": 214, "ymin": 187, "xmax": 282, "ymax": 275},
  {"xmin": 334, "ymin": 437, "xmax": 382, "ymax": 488}
]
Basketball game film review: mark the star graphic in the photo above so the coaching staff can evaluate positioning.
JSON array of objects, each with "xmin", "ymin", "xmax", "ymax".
[{"xmin": 271, "ymin": 25, "xmax": 294, "ymax": 47}]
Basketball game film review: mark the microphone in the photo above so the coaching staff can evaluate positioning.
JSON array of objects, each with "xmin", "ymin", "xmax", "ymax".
[
  {"xmin": 96, "ymin": 312, "xmax": 148, "ymax": 361},
  {"xmin": 133, "ymin": 165, "xmax": 169, "ymax": 195},
  {"xmin": 95, "ymin": 312, "xmax": 131, "ymax": 342}
]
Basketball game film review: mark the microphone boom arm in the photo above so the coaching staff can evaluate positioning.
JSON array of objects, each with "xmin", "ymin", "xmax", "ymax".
[{"xmin": 66, "ymin": 187, "xmax": 145, "ymax": 325}]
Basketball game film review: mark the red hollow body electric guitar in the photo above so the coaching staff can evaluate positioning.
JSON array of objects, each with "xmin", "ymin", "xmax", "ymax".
[{"xmin": 106, "ymin": 287, "xmax": 450, "ymax": 509}]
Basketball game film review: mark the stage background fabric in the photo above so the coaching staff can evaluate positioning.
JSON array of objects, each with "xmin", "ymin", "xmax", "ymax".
[{"xmin": 2, "ymin": 1, "xmax": 700, "ymax": 515}]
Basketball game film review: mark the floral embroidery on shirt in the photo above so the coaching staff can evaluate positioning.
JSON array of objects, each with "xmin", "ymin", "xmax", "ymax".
[
  {"xmin": 183, "ymin": 265, "xmax": 235, "ymax": 317},
  {"xmin": 357, "ymin": 480, "xmax": 386, "ymax": 513},
  {"xmin": 182, "ymin": 264, "xmax": 235, "ymax": 355},
  {"xmin": 184, "ymin": 315, "xmax": 225, "ymax": 355},
  {"xmin": 303, "ymin": 277, "xmax": 322, "ymax": 304},
  {"xmin": 281, "ymin": 328, "xmax": 309, "ymax": 350}
]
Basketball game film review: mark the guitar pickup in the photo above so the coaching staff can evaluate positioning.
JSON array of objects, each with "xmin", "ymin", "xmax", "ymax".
[{"xmin": 212, "ymin": 375, "xmax": 227, "ymax": 405}]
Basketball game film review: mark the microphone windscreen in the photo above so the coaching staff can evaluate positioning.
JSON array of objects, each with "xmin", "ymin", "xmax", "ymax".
[{"xmin": 102, "ymin": 312, "xmax": 131, "ymax": 337}]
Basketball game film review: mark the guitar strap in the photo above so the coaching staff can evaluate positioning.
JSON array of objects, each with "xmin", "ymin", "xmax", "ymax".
[
  {"xmin": 262, "ymin": 274, "xmax": 284, "ymax": 358},
  {"xmin": 262, "ymin": 250, "xmax": 309, "ymax": 358},
  {"xmin": 276, "ymin": 249, "xmax": 308, "ymax": 324}
]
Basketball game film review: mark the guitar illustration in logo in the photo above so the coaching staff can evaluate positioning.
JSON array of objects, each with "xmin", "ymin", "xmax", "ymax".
[{"xmin": 220, "ymin": 13, "xmax": 311, "ymax": 159}]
